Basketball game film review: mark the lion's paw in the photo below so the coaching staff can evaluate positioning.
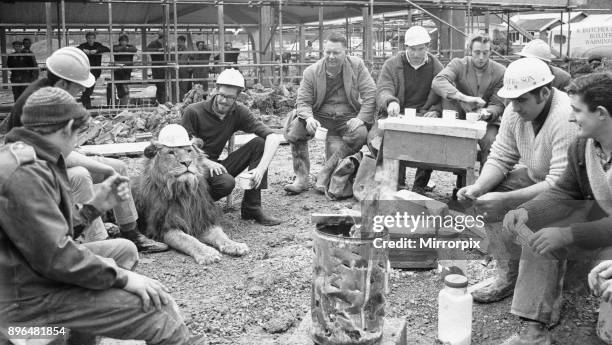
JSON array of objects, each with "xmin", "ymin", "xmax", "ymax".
[
  {"xmin": 219, "ymin": 241, "xmax": 249, "ymax": 257},
  {"xmin": 193, "ymin": 247, "xmax": 222, "ymax": 265}
]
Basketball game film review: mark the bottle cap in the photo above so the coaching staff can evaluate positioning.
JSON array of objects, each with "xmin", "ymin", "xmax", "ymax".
[{"xmin": 444, "ymin": 274, "xmax": 468, "ymax": 288}]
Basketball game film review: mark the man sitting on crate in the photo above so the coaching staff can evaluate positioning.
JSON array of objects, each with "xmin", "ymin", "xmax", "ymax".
[
  {"xmin": 283, "ymin": 31, "xmax": 376, "ymax": 195},
  {"xmin": 456, "ymin": 58, "xmax": 578, "ymax": 304},
  {"xmin": 368, "ymin": 26, "xmax": 443, "ymax": 193},
  {"xmin": 181, "ymin": 69, "xmax": 283, "ymax": 226},
  {"xmin": 432, "ymin": 34, "xmax": 506, "ymax": 166},
  {"xmin": 501, "ymin": 73, "xmax": 612, "ymax": 345}
]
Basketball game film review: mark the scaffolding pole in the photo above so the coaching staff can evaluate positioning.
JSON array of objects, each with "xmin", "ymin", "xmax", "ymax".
[
  {"xmin": 279, "ymin": 0, "xmax": 283, "ymax": 85},
  {"xmin": 109, "ymin": 2, "xmax": 116, "ymax": 108},
  {"xmin": 173, "ymin": 0, "xmax": 180, "ymax": 103}
]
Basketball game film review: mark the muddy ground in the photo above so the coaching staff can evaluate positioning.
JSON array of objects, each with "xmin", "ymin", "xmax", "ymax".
[{"xmin": 107, "ymin": 139, "xmax": 606, "ymax": 345}]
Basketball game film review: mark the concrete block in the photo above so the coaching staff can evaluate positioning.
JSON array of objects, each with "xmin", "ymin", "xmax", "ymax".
[{"xmin": 279, "ymin": 316, "xmax": 407, "ymax": 345}]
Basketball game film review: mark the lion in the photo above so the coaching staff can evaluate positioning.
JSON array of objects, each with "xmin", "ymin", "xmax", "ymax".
[{"xmin": 132, "ymin": 143, "xmax": 249, "ymax": 265}]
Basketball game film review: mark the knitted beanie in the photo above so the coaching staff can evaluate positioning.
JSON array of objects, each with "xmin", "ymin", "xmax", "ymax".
[{"xmin": 22, "ymin": 87, "xmax": 89, "ymax": 128}]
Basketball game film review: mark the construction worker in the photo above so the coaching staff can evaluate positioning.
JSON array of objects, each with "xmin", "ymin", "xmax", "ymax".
[
  {"xmin": 21, "ymin": 38, "xmax": 39, "ymax": 82},
  {"xmin": 176, "ymin": 35, "xmax": 192, "ymax": 101},
  {"xmin": 77, "ymin": 32, "xmax": 110, "ymax": 108},
  {"xmin": 6, "ymin": 41, "xmax": 37, "ymax": 101},
  {"xmin": 283, "ymin": 31, "xmax": 376, "ymax": 195},
  {"xmin": 500, "ymin": 72, "xmax": 612, "ymax": 345},
  {"xmin": 432, "ymin": 34, "xmax": 506, "ymax": 165},
  {"xmin": 516, "ymin": 39, "xmax": 571, "ymax": 91},
  {"xmin": 5, "ymin": 47, "xmax": 168, "ymax": 253},
  {"xmin": 146, "ymin": 31, "xmax": 167, "ymax": 104},
  {"xmin": 181, "ymin": 69, "xmax": 283, "ymax": 226},
  {"xmin": 0, "ymin": 87, "xmax": 205, "ymax": 345},
  {"xmin": 192, "ymin": 41, "xmax": 211, "ymax": 90},
  {"xmin": 112, "ymin": 34, "xmax": 138, "ymax": 106},
  {"xmin": 370, "ymin": 26, "xmax": 443, "ymax": 192},
  {"xmin": 457, "ymin": 58, "xmax": 578, "ymax": 304}
]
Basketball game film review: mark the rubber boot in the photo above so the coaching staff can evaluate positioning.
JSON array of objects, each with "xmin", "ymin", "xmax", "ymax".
[
  {"xmin": 501, "ymin": 320, "xmax": 552, "ymax": 345},
  {"xmin": 284, "ymin": 142, "xmax": 310, "ymax": 195},
  {"xmin": 314, "ymin": 143, "xmax": 353, "ymax": 194}
]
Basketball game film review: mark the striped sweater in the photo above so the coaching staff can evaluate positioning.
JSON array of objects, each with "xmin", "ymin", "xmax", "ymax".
[{"xmin": 485, "ymin": 88, "xmax": 579, "ymax": 186}]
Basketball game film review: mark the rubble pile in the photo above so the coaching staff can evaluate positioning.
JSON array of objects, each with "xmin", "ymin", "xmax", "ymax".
[
  {"xmin": 80, "ymin": 83, "xmax": 297, "ymax": 145},
  {"xmin": 78, "ymin": 103, "xmax": 181, "ymax": 145}
]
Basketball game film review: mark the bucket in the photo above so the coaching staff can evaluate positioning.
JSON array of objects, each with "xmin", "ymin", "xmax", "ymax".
[{"xmin": 311, "ymin": 215, "xmax": 388, "ymax": 345}]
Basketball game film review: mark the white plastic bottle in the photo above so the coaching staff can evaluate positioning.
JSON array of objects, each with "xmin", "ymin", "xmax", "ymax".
[
  {"xmin": 438, "ymin": 274, "xmax": 472, "ymax": 345},
  {"xmin": 598, "ymin": 299, "xmax": 612, "ymax": 344}
]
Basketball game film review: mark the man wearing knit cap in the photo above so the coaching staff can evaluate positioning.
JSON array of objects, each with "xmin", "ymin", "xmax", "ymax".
[
  {"xmin": 4, "ymin": 46, "xmax": 168, "ymax": 253},
  {"xmin": 457, "ymin": 58, "xmax": 578, "ymax": 304},
  {"xmin": 499, "ymin": 72, "xmax": 612, "ymax": 344},
  {"xmin": 0, "ymin": 87, "xmax": 205, "ymax": 345}
]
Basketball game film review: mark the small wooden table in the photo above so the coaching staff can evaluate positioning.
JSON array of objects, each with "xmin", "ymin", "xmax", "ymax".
[{"xmin": 378, "ymin": 117, "xmax": 486, "ymax": 193}]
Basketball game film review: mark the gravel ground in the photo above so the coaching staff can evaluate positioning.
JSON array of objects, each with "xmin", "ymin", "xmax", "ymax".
[{"xmin": 97, "ymin": 139, "xmax": 607, "ymax": 345}]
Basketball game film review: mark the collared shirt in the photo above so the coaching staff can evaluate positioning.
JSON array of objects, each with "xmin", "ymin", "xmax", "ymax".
[
  {"xmin": 593, "ymin": 140, "xmax": 612, "ymax": 171},
  {"xmin": 532, "ymin": 93, "xmax": 553, "ymax": 136}
]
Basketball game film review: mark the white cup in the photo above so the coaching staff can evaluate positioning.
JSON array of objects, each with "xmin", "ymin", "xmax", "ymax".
[
  {"xmin": 314, "ymin": 127, "xmax": 328, "ymax": 141},
  {"xmin": 404, "ymin": 108, "xmax": 417, "ymax": 118},
  {"xmin": 442, "ymin": 110, "xmax": 457, "ymax": 120},
  {"xmin": 466, "ymin": 112, "xmax": 480, "ymax": 122},
  {"xmin": 236, "ymin": 172, "xmax": 254, "ymax": 190}
]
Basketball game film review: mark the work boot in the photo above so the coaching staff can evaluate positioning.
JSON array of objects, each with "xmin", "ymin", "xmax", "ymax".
[
  {"xmin": 472, "ymin": 259, "xmax": 519, "ymax": 303},
  {"xmin": 122, "ymin": 230, "xmax": 169, "ymax": 253},
  {"xmin": 314, "ymin": 143, "xmax": 353, "ymax": 194},
  {"xmin": 501, "ymin": 320, "xmax": 552, "ymax": 345},
  {"xmin": 241, "ymin": 189, "xmax": 281, "ymax": 226},
  {"xmin": 284, "ymin": 142, "xmax": 310, "ymax": 195}
]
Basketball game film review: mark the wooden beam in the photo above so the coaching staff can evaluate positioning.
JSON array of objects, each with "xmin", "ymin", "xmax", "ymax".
[
  {"xmin": 218, "ymin": 1, "xmax": 225, "ymax": 63},
  {"xmin": 318, "ymin": 6, "xmax": 323, "ymax": 59},
  {"xmin": 140, "ymin": 26, "xmax": 148, "ymax": 81},
  {"xmin": 45, "ymin": 2, "xmax": 53, "ymax": 57},
  {"xmin": 259, "ymin": 5, "xmax": 273, "ymax": 87}
]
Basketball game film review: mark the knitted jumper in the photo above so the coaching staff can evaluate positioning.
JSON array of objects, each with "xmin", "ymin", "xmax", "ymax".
[
  {"xmin": 521, "ymin": 137, "xmax": 612, "ymax": 249},
  {"xmin": 485, "ymin": 88, "xmax": 579, "ymax": 186}
]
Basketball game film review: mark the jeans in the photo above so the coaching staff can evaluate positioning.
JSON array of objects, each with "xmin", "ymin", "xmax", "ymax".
[{"xmin": 68, "ymin": 157, "xmax": 139, "ymax": 242}]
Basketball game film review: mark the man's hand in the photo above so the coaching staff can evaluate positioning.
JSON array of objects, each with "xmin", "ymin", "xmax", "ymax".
[
  {"xmin": 456, "ymin": 184, "xmax": 484, "ymax": 201},
  {"xmin": 589, "ymin": 261, "xmax": 612, "ymax": 297},
  {"xmin": 305, "ymin": 117, "xmax": 320, "ymax": 135},
  {"xmin": 248, "ymin": 167, "xmax": 266, "ymax": 189},
  {"xmin": 100, "ymin": 165, "xmax": 117, "ymax": 179},
  {"xmin": 123, "ymin": 270, "xmax": 171, "ymax": 312},
  {"xmin": 528, "ymin": 227, "xmax": 573, "ymax": 256},
  {"xmin": 475, "ymin": 191, "xmax": 509, "ymax": 221},
  {"xmin": 207, "ymin": 161, "xmax": 227, "ymax": 177},
  {"xmin": 88, "ymin": 174, "xmax": 130, "ymax": 212},
  {"xmin": 346, "ymin": 118, "xmax": 364, "ymax": 132},
  {"xmin": 422, "ymin": 110, "xmax": 439, "ymax": 118},
  {"xmin": 479, "ymin": 108, "xmax": 492, "ymax": 121},
  {"xmin": 503, "ymin": 208, "xmax": 529, "ymax": 236},
  {"xmin": 387, "ymin": 102, "xmax": 400, "ymax": 117},
  {"xmin": 461, "ymin": 95, "xmax": 486, "ymax": 110}
]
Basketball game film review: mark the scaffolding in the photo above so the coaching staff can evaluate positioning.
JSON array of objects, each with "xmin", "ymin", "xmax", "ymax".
[{"xmin": 0, "ymin": 0, "xmax": 583, "ymax": 109}]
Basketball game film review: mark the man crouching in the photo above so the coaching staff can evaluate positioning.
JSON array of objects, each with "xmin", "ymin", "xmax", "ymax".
[{"xmin": 0, "ymin": 87, "xmax": 204, "ymax": 345}]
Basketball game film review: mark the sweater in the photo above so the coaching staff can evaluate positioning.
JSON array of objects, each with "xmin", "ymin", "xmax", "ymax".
[
  {"xmin": 521, "ymin": 137, "xmax": 612, "ymax": 250},
  {"xmin": 375, "ymin": 52, "xmax": 443, "ymax": 116},
  {"xmin": 296, "ymin": 55, "xmax": 377, "ymax": 125},
  {"xmin": 485, "ymin": 88, "xmax": 579, "ymax": 186},
  {"xmin": 432, "ymin": 56, "xmax": 506, "ymax": 124},
  {"xmin": 586, "ymin": 139, "xmax": 612, "ymax": 216}
]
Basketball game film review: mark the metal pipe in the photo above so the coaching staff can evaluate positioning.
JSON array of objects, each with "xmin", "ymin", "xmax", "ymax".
[
  {"xmin": 109, "ymin": 2, "xmax": 116, "ymax": 108},
  {"xmin": 61, "ymin": 0, "xmax": 67, "ymax": 46},
  {"xmin": 218, "ymin": 0, "xmax": 225, "ymax": 63},
  {"xmin": 279, "ymin": 0, "xmax": 283, "ymax": 85},
  {"xmin": 45, "ymin": 2, "xmax": 53, "ymax": 56},
  {"xmin": 173, "ymin": 0, "xmax": 180, "ymax": 103}
]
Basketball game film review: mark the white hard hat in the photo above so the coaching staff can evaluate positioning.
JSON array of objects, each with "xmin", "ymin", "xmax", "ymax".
[
  {"xmin": 516, "ymin": 39, "xmax": 553, "ymax": 62},
  {"xmin": 216, "ymin": 68, "xmax": 245, "ymax": 89},
  {"xmin": 157, "ymin": 124, "xmax": 192, "ymax": 147},
  {"xmin": 404, "ymin": 26, "xmax": 431, "ymax": 47},
  {"xmin": 498, "ymin": 57, "xmax": 555, "ymax": 99},
  {"xmin": 46, "ymin": 47, "xmax": 95, "ymax": 88}
]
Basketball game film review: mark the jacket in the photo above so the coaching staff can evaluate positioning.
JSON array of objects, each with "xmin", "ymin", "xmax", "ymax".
[
  {"xmin": 521, "ymin": 137, "xmax": 612, "ymax": 250},
  {"xmin": 296, "ymin": 55, "xmax": 377, "ymax": 125},
  {"xmin": 77, "ymin": 42, "xmax": 110, "ymax": 78},
  {"xmin": 0, "ymin": 128, "xmax": 126, "ymax": 303},
  {"xmin": 432, "ymin": 56, "xmax": 506, "ymax": 124},
  {"xmin": 7, "ymin": 52, "xmax": 38, "ymax": 83},
  {"xmin": 376, "ymin": 52, "xmax": 442, "ymax": 115}
]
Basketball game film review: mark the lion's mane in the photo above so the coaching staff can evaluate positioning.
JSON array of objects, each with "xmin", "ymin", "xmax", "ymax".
[{"xmin": 134, "ymin": 145, "xmax": 221, "ymax": 240}]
